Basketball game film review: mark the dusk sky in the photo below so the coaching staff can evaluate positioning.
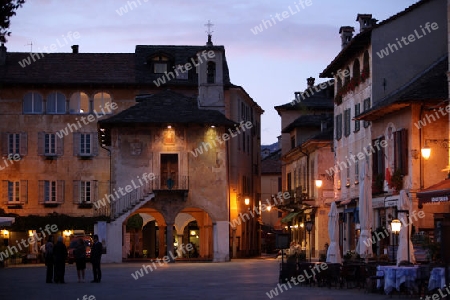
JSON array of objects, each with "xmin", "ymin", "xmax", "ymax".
[{"xmin": 6, "ymin": 0, "xmax": 417, "ymax": 145}]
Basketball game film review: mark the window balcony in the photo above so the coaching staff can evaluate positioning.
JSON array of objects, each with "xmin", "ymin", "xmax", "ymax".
[
  {"xmin": 151, "ymin": 175, "xmax": 189, "ymax": 202},
  {"xmin": 152, "ymin": 175, "xmax": 189, "ymax": 191}
]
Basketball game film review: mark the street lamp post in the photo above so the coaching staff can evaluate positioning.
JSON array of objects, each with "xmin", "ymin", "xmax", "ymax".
[
  {"xmin": 391, "ymin": 219, "xmax": 401, "ymax": 263},
  {"xmin": 305, "ymin": 220, "xmax": 313, "ymax": 262}
]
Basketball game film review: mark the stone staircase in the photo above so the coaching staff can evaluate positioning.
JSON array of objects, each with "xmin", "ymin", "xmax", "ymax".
[{"xmin": 93, "ymin": 177, "xmax": 155, "ymax": 221}]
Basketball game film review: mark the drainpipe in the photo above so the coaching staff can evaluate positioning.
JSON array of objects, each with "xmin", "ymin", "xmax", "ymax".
[
  {"xmin": 419, "ymin": 105, "xmax": 424, "ymax": 190},
  {"xmin": 98, "ymin": 126, "xmax": 112, "ymax": 218}
]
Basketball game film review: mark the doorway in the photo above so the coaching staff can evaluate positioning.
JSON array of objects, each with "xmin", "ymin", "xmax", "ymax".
[{"xmin": 161, "ymin": 154, "xmax": 178, "ymax": 189}]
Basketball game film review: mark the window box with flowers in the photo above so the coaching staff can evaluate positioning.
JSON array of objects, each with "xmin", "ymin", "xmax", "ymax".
[
  {"xmin": 389, "ymin": 169, "xmax": 403, "ymax": 194},
  {"xmin": 360, "ymin": 66, "xmax": 370, "ymax": 82},
  {"xmin": 334, "ymin": 67, "xmax": 370, "ymax": 105}
]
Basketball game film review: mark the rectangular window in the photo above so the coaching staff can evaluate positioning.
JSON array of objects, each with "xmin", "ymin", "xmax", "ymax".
[
  {"xmin": 80, "ymin": 134, "xmax": 91, "ymax": 155},
  {"xmin": 38, "ymin": 132, "xmax": 63, "ymax": 157},
  {"xmin": 39, "ymin": 180, "xmax": 64, "ymax": 204},
  {"xmin": 354, "ymin": 103, "xmax": 360, "ymax": 132},
  {"xmin": 8, "ymin": 181, "xmax": 20, "ymax": 202},
  {"xmin": 44, "ymin": 181, "xmax": 57, "ymax": 202},
  {"xmin": 8, "ymin": 134, "xmax": 19, "ymax": 154},
  {"xmin": 355, "ymin": 160, "xmax": 359, "ymax": 184},
  {"xmin": 291, "ymin": 135, "xmax": 295, "ymax": 149},
  {"xmin": 335, "ymin": 114, "xmax": 342, "ymax": 140},
  {"xmin": 2, "ymin": 133, "xmax": 27, "ymax": 157},
  {"xmin": 394, "ymin": 129, "xmax": 408, "ymax": 175},
  {"xmin": 372, "ymin": 137, "xmax": 385, "ymax": 183},
  {"xmin": 344, "ymin": 108, "xmax": 351, "ymax": 137},
  {"xmin": 363, "ymin": 98, "xmax": 371, "ymax": 128},
  {"xmin": 154, "ymin": 63, "xmax": 167, "ymax": 73},
  {"xmin": 2, "ymin": 180, "xmax": 27, "ymax": 203},
  {"xmin": 73, "ymin": 133, "xmax": 98, "ymax": 157},
  {"xmin": 73, "ymin": 180, "xmax": 97, "ymax": 204},
  {"xmin": 45, "ymin": 133, "xmax": 56, "ymax": 155},
  {"xmin": 80, "ymin": 181, "xmax": 91, "ymax": 203}
]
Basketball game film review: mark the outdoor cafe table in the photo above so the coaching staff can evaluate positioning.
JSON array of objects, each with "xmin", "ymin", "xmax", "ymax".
[
  {"xmin": 428, "ymin": 267, "xmax": 446, "ymax": 291},
  {"xmin": 376, "ymin": 265, "xmax": 419, "ymax": 295}
]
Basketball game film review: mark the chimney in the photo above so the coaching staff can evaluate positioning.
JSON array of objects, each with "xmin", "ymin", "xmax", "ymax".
[
  {"xmin": 71, "ymin": 45, "xmax": 79, "ymax": 54},
  {"xmin": 0, "ymin": 43, "xmax": 6, "ymax": 66},
  {"xmin": 356, "ymin": 14, "xmax": 377, "ymax": 32},
  {"xmin": 307, "ymin": 77, "xmax": 315, "ymax": 88},
  {"xmin": 339, "ymin": 26, "xmax": 355, "ymax": 49}
]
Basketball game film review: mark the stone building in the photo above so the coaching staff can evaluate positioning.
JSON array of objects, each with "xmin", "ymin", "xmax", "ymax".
[
  {"xmin": 274, "ymin": 78, "xmax": 334, "ymax": 259},
  {"xmin": 320, "ymin": 0, "xmax": 448, "ymax": 260},
  {"xmin": 0, "ymin": 36, "xmax": 262, "ymax": 262}
]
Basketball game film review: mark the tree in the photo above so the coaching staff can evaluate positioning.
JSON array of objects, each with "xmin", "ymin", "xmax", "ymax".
[
  {"xmin": 1, "ymin": 0, "xmax": 25, "ymax": 43},
  {"xmin": 126, "ymin": 214, "xmax": 143, "ymax": 258}
]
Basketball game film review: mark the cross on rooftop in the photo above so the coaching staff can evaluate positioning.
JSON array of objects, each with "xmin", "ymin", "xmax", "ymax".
[{"xmin": 204, "ymin": 20, "xmax": 214, "ymax": 35}]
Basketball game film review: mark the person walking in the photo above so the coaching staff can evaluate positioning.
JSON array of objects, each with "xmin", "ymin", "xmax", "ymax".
[
  {"xmin": 45, "ymin": 236, "xmax": 54, "ymax": 283},
  {"xmin": 53, "ymin": 236, "xmax": 67, "ymax": 283},
  {"xmin": 90, "ymin": 234, "xmax": 102, "ymax": 283},
  {"xmin": 74, "ymin": 238, "xmax": 86, "ymax": 283}
]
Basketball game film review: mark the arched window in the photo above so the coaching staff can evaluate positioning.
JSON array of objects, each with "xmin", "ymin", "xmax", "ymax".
[
  {"xmin": 352, "ymin": 59, "xmax": 360, "ymax": 79},
  {"xmin": 363, "ymin": 50, "xmax": 370, "ymax": 72},
  {"xmin": 207, "ymin": 61, "xmax": 216, "ymax": 84},
  {"xmin": 69, "ymin": 92, "xmax": 90, "ymax": 114},
  {"xmin": 93, "ymin": 92, "xmax": 112, "ymax": 114},
  {"xmin": 344, "ymin": 67, "xmax": 350, "ymax": 86},
  {"xmin": 23, "ymin": 92, "xmax": 43, "ymax": 114},
  {"xmin": 47, "ymin": 92, "xmax": 66, "ymax": 114}
]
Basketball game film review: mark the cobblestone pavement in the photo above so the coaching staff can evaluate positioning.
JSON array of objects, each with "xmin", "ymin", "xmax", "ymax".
[{"xmin": 0, "ymin": 258, "xmax": 417, "ymax": 300}]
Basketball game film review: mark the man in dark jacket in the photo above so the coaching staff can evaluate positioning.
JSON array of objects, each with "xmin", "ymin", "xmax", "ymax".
[
  {"xmin": 91, "ymin": 234, "xmax": 102, "ymax": 283},
  {"xmin": 53, "ymin": 236, "xmax": 67, "ymax": 283},
  {"xmin": 45, "ymin": 236, "xmax": 54, "ymax": 283}
]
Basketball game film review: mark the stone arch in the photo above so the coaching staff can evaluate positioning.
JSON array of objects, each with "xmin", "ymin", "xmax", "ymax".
[
  {"xmin": 124, "ymin": 209, "xmax": 167, "ymax": 259},
  {"xmin": 175, "ymin": 207, "xmax": 214, "ymax": 259}
]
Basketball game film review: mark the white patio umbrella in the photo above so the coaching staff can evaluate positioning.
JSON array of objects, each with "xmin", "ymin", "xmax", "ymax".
[
  {"xmin": 356, "ymin": 156, "xmax": 373, "ymax": 259},
  {"xmin": 396, "ymin": 190, "xmax": 416, "ymax": 265},
  {"xmin": 326, "ymin": 201, "xmax": 342, "ymax": 263}
]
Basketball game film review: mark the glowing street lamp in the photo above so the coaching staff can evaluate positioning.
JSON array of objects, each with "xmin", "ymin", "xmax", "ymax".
[
  {"xmin": 390, "ymin": 219, "xmax": 401, "ymax": 263},
  {"xmin": 315, "ymin": 179, "xmax": 323, "ymax": 188},
  {"xmin": 421, "ymin": 147, "xmax": 431, "ymax": 160},
  {"xmin": 244, "ymin": 197, "xmax": 250, "ymax": 206}
]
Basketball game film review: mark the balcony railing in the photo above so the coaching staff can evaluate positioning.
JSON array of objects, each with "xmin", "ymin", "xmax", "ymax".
[{"xmin": 152, "ymin": 175, "xmax": 189, "ymax": 190}]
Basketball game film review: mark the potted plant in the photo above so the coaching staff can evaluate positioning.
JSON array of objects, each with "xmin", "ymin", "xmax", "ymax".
[
  {"xmin": 390, "ymin": 169, "xmax": 403, "ymax": 193},
  {"xmin": 343, "ymin": 250, "xmax": 355, "ymax": 261}
]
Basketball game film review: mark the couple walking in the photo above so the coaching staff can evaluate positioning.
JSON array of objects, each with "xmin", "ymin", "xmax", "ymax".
[{"xmin": 74, "ymin": 234, "xmax": 103, "ymax": 283}]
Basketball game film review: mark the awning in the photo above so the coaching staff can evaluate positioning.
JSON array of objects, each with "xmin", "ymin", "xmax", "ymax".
[
  {"xmin": 281, "ymin": 212, "xmax": 299, "ymax": 223},
  {"xmin": 417, "ymin": 179, "xmax": 450, "ymax": 205},
  {"xmin": 0, "ymin": 217, "xmax": 15, "ymax": 226}
]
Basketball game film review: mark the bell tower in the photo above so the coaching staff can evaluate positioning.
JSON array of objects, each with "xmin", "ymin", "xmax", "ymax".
[{"xmin": 198, "ymin": 20, "xmax": 225, "ymax": 113}]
